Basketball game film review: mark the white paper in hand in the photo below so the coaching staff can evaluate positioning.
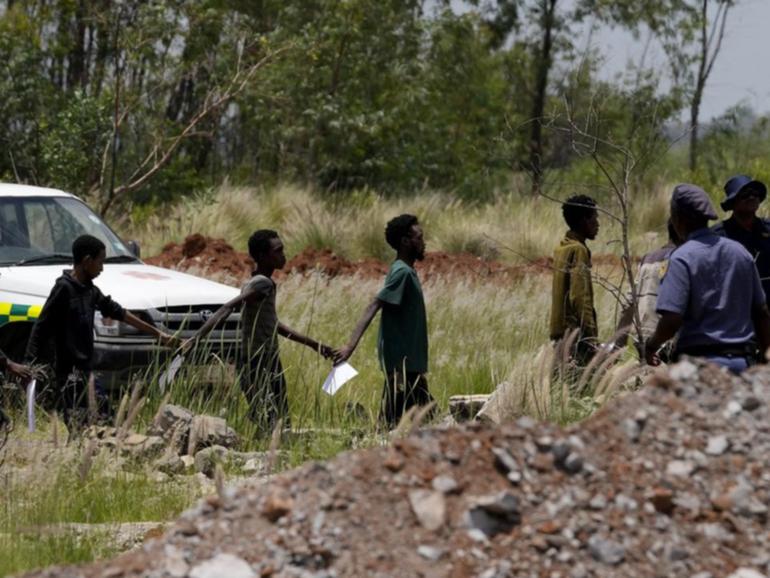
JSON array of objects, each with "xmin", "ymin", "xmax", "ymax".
[
  {"xmin": 322, "ymin": 362, "xmax": 358, "ymax": 396},
  {"xmin": 26, "ymin": 379, "xmax": 36, "ymax": 433},
  {"xmin": 159, "ymin": 354, "xmax": 184, "ymax": 393}
]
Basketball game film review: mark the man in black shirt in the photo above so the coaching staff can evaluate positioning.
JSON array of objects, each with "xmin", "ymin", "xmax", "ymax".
[
  {"xmin": 713, "ymin": 175, "xmax": 770, "ymax": 306},
  {"xmin": 27, "ymin": 235, "xmax": 177, "ymax": 429}
]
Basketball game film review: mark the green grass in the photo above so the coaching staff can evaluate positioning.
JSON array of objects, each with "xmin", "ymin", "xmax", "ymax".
[
  {"xmin": 0, "ymin": 423, "xmax": 198, "ymax": 577},
  {"xmin": 0, "ymin": 532, "xmax": 118, "ymax": 577}
]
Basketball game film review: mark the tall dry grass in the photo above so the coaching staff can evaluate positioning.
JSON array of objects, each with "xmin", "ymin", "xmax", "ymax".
[{"xmin": 123, "ymin": 183, "xmax": 673, "ymax": 263}]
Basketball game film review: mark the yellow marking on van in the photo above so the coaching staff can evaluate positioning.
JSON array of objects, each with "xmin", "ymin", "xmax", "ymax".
[{"xmin": 0, "ymin": 303, "xmax": 41, "ymax": 326}]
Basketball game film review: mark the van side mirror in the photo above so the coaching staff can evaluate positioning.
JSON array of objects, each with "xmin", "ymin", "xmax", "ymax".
[{"xmin": 127, "ymin": 240, "xmax": 141, "ymax": 258}]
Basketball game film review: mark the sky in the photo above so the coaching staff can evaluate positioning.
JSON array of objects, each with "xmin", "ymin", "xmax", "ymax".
[
  {"xmin": 448, "ymin": 0, "xmax": 770, "ymax": 122},
  {"xmin": 592, "ymin": 0, "xmax": 770, "ymax": 121}
]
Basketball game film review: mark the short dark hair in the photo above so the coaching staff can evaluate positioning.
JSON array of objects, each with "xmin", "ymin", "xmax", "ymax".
[
  {"xmin": 248, "ymin": 229, "xmax": 279, "ymax": 261},
  {"xmin": 385, "ymin": 214, "xmax": 419, "ymax": 251},
  {"xmin": 562, "ymin": 195, "xmax": 597, "ymax": 230},
  {"xmin": 72, "ymin": 235, "xmax": 106, "ymax": 264}
]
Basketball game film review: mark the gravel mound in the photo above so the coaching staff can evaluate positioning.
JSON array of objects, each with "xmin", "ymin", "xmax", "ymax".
[{"xmin": 26, "ymin": 359, "xmax": 770, "ymax": 578}]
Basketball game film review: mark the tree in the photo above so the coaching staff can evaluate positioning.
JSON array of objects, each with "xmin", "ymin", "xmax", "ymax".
[
  {"xmin": 688, "ymin": 0, "xmax": 732, "ymax": 171},
  {"xmin": 587, "ymin": 0, "xmax": 736, "ymax": 172},
  {"xmin": 527, "ymin": 0, "xmax": 559, "ymax": 195}
]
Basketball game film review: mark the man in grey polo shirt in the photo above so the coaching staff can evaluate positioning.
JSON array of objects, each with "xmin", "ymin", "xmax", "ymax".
[{"xmin": 645, "ymin": 184, "xmax": 770, "ymax": 374}]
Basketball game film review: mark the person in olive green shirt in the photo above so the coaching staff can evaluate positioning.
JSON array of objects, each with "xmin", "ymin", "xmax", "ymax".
[
  {"xmin": 336, "ymin": 214, "xmax": 431, "ymax": 427},
  {"xmin": 550, "ymin": 194, "xmax": 600, "ymax": 363}
]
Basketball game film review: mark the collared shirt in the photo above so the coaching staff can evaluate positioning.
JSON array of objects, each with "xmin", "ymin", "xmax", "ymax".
[
  {"xmin": 549, "ymin": 230, "xmax": 597, "ymax": 342},
  {"xmin": 26, "ymin": 271, "xmax": 126, "ymax": 374},
  {"xmin": 377, "ymin": 259, "xmax": 428, "ymax": 374},
  {"xmin": 712, "ymin": 216, "xmax": 770, "ymax": 305},
  {"xmin": 656, "ymin": 228, "xmax": 765, "ymax": 349}
]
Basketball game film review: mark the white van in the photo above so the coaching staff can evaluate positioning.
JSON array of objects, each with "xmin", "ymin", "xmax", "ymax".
[{"xmin": 0, "ymin": 184, "xmax": 240, "ymax": 384}]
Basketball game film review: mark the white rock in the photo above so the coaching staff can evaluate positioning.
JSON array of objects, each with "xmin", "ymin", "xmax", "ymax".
[
  {"xmin": 163, "ymin": 545, "xmax": 189, "ymax": 578},
  {"xmin": 432, "ymin": 475, "xmax": 459, "ymax": 494},
  {"xmin": 417, "ymin": 545, "xmax": 445, "ymax": 561},
  {"xmin": 189, "ymin": 553, "xmax": 256, "ymax": 578},
  {"xmin": 181, "ymin": 455, "xmax": 195, "ymax": 469},
  {"xmin": 726, "ymin": 570, "xmax": 767, "ymax": 578},
  {"xmin": 705, "ymin": 435, "xmax": 729, "ymax": 456},
  {"xmin": 666, "ymin": 460, "xmax": 696, "ymax": 478},
  {"xmin": 669, "ymin": 361, "xmax": 697, "ymax": 381},
  {"xmin": 408, "ymin": 489, "xmax": 446, "ymax": 531}
]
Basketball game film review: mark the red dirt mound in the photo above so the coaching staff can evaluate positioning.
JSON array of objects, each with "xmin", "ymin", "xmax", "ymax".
[
  {"xmin": 146, "ymin": 235, "xmax": 254, "ymax": 283},
  {"xmin": 145, "ymin": 235, "xmax": 559, "ymax": 285}
]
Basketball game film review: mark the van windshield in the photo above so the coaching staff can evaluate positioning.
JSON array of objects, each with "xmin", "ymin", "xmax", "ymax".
[{"xmin": 0, "ymin": 196, "xmax": 135, "ymax": 265}]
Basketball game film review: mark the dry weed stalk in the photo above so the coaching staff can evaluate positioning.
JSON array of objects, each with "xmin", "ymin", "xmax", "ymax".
[
  {"xmin": 116, "ymin": 380, "xmax": 146, "ymax": 454},
  {"xmin": 78, "ymin": 439, "xmax": 98, "ymax": 483},
  {"xmin": 50, "ymin": 412, "xmax": 60, "ymax": 449},
  {"xmin": 114, "ymin": 393, "xmax": 129, "ymax": 431},
  {"xmin": 392, "ymin": 406, "xmax": 419, "ymax": 438},
  {"xmin": 86, "ymin": 373, "xmax": 98, "ymax": 426},
  {"xmin": 214, "ymin": 463, "xmax": 226, "ymax": 500},
  {"xmin": 186, "ymin": 424, "xmax": 199, "ymax": 457},
  {"xmin": 151, "ymin": 392, "xmax": 172, "ymax": 429},
  {"xmin": 408, "ymin": 401, "xmax": 437, "ymax": 437},
  {"xmin": 265, "ymin": 419, "xmax": 283, "ymax": 476}
]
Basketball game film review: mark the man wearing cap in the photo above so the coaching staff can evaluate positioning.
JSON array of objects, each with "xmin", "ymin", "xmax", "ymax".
[
  {"xmin": 645, "ymin": 184, "xmax": 770, "ymax": 374},
  {"xmin": 712, "ymin": 175, "xmax": 770, "ymax": 305}
]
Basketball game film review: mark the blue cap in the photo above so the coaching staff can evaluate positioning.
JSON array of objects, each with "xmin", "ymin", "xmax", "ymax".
[
  {"xmin": 671, "ymin": 184, "xmax": 718, "ymax": 221},
  {"xmin": 721, "ymin": 175, "xmax": 767, "ymax": 211}
]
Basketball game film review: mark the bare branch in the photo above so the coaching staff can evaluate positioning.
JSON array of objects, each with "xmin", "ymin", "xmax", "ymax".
[{"xmin": 98, "ymin": 44, "xmax": 291, "ymax": 215}]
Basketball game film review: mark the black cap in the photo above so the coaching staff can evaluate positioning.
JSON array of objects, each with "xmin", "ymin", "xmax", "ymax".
[{"xmin": 671, "ymin": 183, "xmax": 718, "ymax": 221}]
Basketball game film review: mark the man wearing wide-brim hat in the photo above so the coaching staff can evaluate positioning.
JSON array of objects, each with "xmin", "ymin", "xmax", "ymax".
[
  {"xmin": 712, "ymin": 175, "xmax": 770, "ymax": 306},
  {"xmin": 646, "ymin": 184, "xmax": 770, "ymax": 374}
]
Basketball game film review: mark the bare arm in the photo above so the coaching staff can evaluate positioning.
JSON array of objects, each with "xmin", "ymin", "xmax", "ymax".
[
  {"xmin": 182, "ymin": 290, "xmax": 252, "ymax": 349},
  {"xmin": 645, "ymin": 311, "xmax": 683, "ymax": 366},
  {"xmin": 277, "ymin": 322, "xmax": 334, "ymax": 358},
  {"xmin": 752, "ymin": 304, "xmax": 770, "ymax": 362},
  {"xmin": 335, "ymin": 297, "xmax": 382, "ymax": 364},
  {"xmin": 123, "ymin": 311, "xmax": 179, "ymax": 348}
]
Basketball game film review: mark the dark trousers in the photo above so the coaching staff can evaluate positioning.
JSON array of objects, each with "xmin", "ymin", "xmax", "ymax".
[
  {"xmin": 240, "ymin": 350, "xmax": 289, "ymax": 434},
  {"xmin": 381, "ymin": 371, "xmax": 433, "ymax": 428},
  {"xmin": 36, "ymin": 367, "xmax": 93, "ymax": 433}
]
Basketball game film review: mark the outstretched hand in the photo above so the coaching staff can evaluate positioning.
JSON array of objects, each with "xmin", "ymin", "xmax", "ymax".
[
  {"xmin": 178, "ymin": 337, "xmax": 195, "ymax": 354},
  {"xmin": 318, "ymin": 344, "xmax": 340, "ymax": 361},
  {"xmin": 645, "ymin": 346, "xmax": 661, "ymax": 367},
  {"xmin": 6, "ymin": 360, "xmax": 33, "ymax": 381},
  {"xmin": 333, "ymin": 345, "xmax": 354, "ymax": 365},
  {"xmin": 159, "ymin": 333, "xmax": 183, "ymax": 349}
]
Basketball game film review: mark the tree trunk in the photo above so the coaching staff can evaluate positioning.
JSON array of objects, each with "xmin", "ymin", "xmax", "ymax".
[
  {"xmin": 689, "ymin": 82, "xmax": 703, "ymax": 172},
  {"xmin": 67, "ymin": 0, "xmax": 87, "ymax": 91},
  {"xmin": 528, "ymin": 0, "xmax": 558, "ymax": 195}
]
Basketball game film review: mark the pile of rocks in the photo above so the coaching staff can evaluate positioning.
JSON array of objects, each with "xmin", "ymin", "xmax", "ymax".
[
  {"xmin": 27, "ymin": 359, "xmax": 770, "ymax": 577},
  {"xmin": 87, "ymin": 405, "xmax": 269, "ymax": 478}
]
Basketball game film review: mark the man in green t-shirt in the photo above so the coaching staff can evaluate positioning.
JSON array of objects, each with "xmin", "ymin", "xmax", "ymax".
[{"xmin": 336, "ymin": 214, "xmax": 431, "ymax": 427}]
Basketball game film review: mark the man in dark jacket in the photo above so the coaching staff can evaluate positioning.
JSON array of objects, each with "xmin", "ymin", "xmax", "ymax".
[
  {"xmin": 712, "ymin": 175, "xmax": 770, "ymax": 306},
  {"xmin": 27, "ymin": 235, "xmax": 177, "ymax": 429}
]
